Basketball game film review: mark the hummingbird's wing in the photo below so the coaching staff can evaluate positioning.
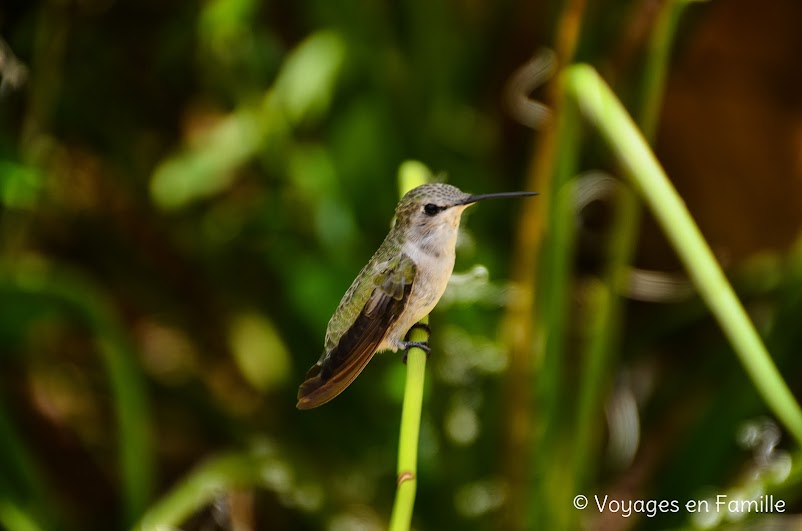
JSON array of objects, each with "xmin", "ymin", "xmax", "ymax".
[{"xmin": 296, "ymin": 254, "xmax": 416, "ymax": 409}]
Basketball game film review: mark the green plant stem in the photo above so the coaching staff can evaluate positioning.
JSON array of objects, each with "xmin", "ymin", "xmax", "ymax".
[
  {"xmin": 638, "ymin": 0, "xmax": 707, "ymax": 141},
  {"xmin": 0, "ymin": 398, "xmax": 53, "ymax": 530},
  {"xmin": 565, "ymin": 64, "xmax": 802, "ymax": 445},
  {"xmin": 0, "ymin": 262, "xmax": 153, "ymax": 525},
  {"xmin": 502, "ymin": 0, "xmax": 585, "ymax": 527},
  {"xmin": 388, "ymin": 162, "xmax": 431, "ymax": 531},
  {"xmin": 572, "ymin": 184, "xmax": 638, "ymax": 492},
  {"xmin": 573, "ymin": 0, "xmax": 694, "ymax": 496},
  {"xmin": 388, "ymin": 318, "xmax": 429, "ymax": 531},
  {"xmin": 530, "ymin": 91, "xmax": 581, "ymax": 530}
]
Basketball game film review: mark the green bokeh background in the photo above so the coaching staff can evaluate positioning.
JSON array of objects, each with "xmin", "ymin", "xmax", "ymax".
[{"xmin": 2, "ymin": 1, "xmax": 802, "ymax": 530}]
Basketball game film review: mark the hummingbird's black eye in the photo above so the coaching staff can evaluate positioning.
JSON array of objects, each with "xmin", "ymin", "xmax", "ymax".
[{"xmin": 423, "ymin": 203, "xmax": 441, "ymax": 216}]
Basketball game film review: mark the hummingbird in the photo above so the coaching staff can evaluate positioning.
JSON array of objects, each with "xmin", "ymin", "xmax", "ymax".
[{"xmin": 296, "ymin": 183, "xmax": 537, "ymax": 409}]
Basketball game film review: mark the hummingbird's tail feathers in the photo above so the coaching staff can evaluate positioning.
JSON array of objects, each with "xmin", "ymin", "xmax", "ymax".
[
  {"xmin": 295, "ymin": 296, "xmax": 390, "ymax": 409},
  {"xmin": 295, "ymin": 302, "xmax": 385, "ymax": 409},
  {"xmin": 296, "ymin": 364, "xmax": 328, "ymax": 409},
  {"xmin": 296, "ymin": 344, "xmax": 376, "ymax": 409},
  {"xmin": 301, "ymin": 361, "xmax": 323, "ymax": 382}
]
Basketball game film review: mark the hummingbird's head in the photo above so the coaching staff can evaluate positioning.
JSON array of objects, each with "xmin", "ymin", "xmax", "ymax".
[
  {"xmin": 394, "ymin": 183, "xmax": 473, "ymax": 238},
  {"xmin": 393, "ymin": 183, "xmax": 537, "ymax": 251}
]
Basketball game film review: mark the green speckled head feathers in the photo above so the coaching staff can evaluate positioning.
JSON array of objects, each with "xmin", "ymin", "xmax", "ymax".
[
  {"xmin": 398, "ymin": 183, "xmax": 471, "ymax": 206},
  {"xmin": 392, "ymin": 183, "xmax": 472, "ymax": 231}
]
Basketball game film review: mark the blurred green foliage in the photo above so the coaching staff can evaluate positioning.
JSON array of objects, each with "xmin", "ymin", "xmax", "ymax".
[{"xmin": 2, "ymin": 1, "xmax": 802, "ymax": 530}]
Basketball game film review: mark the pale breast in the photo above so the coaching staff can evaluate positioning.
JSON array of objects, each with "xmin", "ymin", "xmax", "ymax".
[
  {"xmin": 406, "ymin": 243, "xmax": 454, "ymax": 314},
  {"xmin": 379, "ymin": 239, "xmax": 456, "ymax": 350}
]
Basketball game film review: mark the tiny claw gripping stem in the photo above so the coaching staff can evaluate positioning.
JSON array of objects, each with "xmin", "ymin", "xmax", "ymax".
[
  {"xmin": 401, "ymin": 341, "xmax": 431, "ymax": 363},
  {"xmin": 402, "ymin": 321, "xmax": 432, "ymax": 363}
]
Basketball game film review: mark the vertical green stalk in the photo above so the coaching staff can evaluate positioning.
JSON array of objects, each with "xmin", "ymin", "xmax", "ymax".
[
  {"xmin": 529, "ymin": 79, "xmax": 582, "ymax": 531},
  {"xmin": 388, "ymin": 162, "xmax": 431, "ymax": 531},
  {"xmin": 0, "ymin": 264, "xmax": 153, "ymax": 525},
  {"xmin": 500, "ymin": 2, "xmax": 586, "ymax": 528},
  {"xmin": 638, "ymin": 0, "xmax": 708, "ymax": 141},
  {"xmin": 571, "ymin": 0, "xmax": 697, "ymax": 498},
  {"xmin": 571, "ymin": 184, "xmax": 638, "ymax": 493},
  {"xmin": 0, "ymin": 398, "xmax": 53, "ymax": 531},
  {"xmin": 564, "ymin": 64, "xmax": 802, "ymax": 445},
  {"xmin": 388, "ymin": 318, "xmax": 429, "ymax": 531}
]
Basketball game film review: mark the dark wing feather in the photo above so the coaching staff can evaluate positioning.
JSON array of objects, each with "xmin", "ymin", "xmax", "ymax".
[{"xmin": 296, "ymin": 255, "xmax": 415, "ymax": 409}]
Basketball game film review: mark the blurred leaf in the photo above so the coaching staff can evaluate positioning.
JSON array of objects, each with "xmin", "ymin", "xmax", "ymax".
[
  {"xmin": 272, "ymin": 31, "xmax": 346, "ymax": 126},
  {"xmin": 0, "ymin": 500, "xmax": 44, "ymax": 531},
  {"xmin": 150, "ymin": 30, "xmax": 346, "ymax": 211},
  {"xmin": 0, "ymin": 160, "xmax": 43, "ymax": 209},
  {"xmin": 150, "ymin": 109, "xmax": 261, "ymax": 210},
  {"xmin": 228, "ymin": 312, "xmax": 291, "ymax": 392}
]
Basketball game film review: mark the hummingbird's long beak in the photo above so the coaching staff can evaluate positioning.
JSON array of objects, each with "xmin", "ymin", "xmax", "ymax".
[{"xmin": 457, "ymin": 191, "xmax": 538, "ymax": 206}]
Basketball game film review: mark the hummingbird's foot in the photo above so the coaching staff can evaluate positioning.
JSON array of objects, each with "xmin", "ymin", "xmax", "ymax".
[
  {"xmin": 401, "ymin": 341, "xmax": 431, "ymax": 363},
  {"xmin": 401, "ymin": 323, "xmax": 432, "ymax": 363}
]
